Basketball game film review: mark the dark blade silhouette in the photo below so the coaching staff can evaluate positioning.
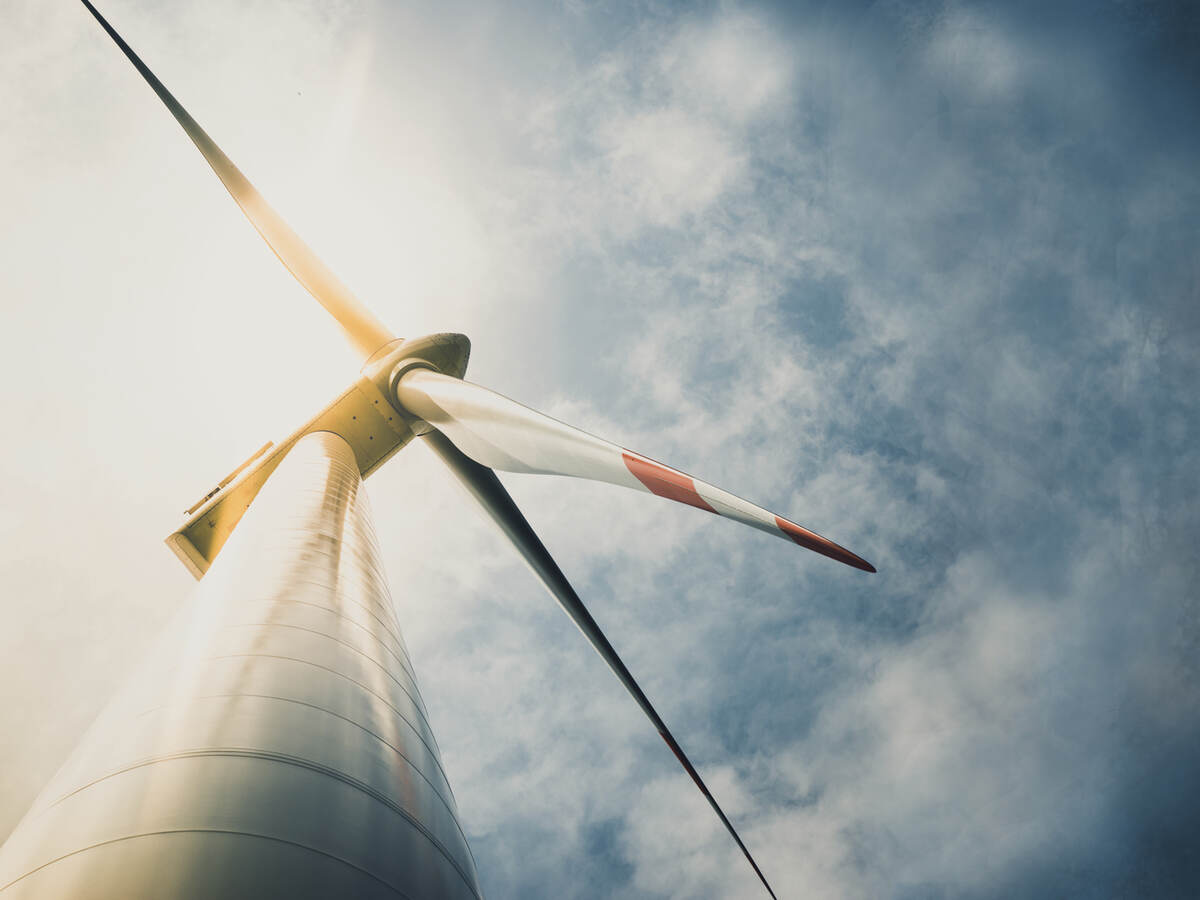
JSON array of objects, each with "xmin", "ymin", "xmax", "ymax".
[{"xmin": 424, "ymin": 430, "xmax": 778, "ymax": 899}]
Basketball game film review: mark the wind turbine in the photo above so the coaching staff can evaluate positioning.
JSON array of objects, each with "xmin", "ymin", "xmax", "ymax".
[{"xmin": 0, "ymin": 3, "xmax": 874, "ymax": 898}]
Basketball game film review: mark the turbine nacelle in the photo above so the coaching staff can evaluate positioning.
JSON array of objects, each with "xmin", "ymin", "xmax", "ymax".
[{"xmin": 165, "ymin": 332, "xmax": 472, "ymax": 577}]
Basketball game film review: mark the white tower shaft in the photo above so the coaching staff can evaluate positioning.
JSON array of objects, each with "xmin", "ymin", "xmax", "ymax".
[{"xmin": 0, "ymin": 432, "xmax": 480, "ymax": 899}]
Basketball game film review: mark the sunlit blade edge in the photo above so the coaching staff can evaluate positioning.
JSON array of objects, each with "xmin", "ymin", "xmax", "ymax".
[
  {"xmin": 79, "ymin": 0, "xmax": 394, "ymax": 359},
  {"xmin": 422, "ymin": 430, "xmax": 778, "ymax": 900}
]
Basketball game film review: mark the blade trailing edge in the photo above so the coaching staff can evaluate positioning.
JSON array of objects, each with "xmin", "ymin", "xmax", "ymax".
[{"xmin": 423, "ymin": 430, "xmax": 779, "ymax": 900}]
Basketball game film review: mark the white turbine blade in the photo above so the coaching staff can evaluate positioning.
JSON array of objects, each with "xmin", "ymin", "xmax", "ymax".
[
  {"xmin": 398, "ymin": 369, "xmax": 875, "ymax": 572},
  {"xmin": 80, "ymin": 0, "xmax": 395, "ymax": 360},
  {"xmin": 423, "ymin": 431, "xmax": 778, "ymax": 899}
]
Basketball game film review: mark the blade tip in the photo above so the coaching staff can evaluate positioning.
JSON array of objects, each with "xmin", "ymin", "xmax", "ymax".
[
  {"xmin": 837, "ymin": 551, "xmax": 876, "ymax": 573},
  {"xmin": 774, "ymin": 515, "xmax": 876, "ymax": 572}
]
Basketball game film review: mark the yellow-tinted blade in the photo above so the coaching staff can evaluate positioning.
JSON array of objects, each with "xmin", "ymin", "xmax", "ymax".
[{"xmin": 80, "ymin": 0, "xmax": 394, "ymax": 360}]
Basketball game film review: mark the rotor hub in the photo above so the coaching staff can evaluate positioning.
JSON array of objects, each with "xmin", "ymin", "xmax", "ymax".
[{"xmin": 360, "ymin": 332, "xmax": 471, "ymax": 434}]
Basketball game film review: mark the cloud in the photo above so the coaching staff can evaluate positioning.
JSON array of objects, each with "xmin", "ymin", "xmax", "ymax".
[
  {"xmin": 2, "ymin": 1, "xmax": 1198, "ymax": 898},
  {"xmin": 925, "ymin": 9, "xmax": 1029, "ymax": 98},
  {"xmin": 402, "ymin": 2, "xmax": 1200, "ymax": 896}
]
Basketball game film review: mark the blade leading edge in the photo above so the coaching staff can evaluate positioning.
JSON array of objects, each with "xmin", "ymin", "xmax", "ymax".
[
  {"xmin": 80, "ymin": 0, "xmax": 394, "ymax": 360},
  {"xmin": 423, "ymin": 430, "xmax": 779, "ymax": 900}
]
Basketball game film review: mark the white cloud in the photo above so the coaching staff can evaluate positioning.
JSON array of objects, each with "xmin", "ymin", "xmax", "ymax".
[
  {"xmin": 925, "ymin": 9, "xmax": 1027, "ymax": 98},
  {"xmin": 658, "ymin": 13, "xmax": 796, "ymax": 123},
  {"xmin": 601, "ymin": 109, "xmax": 744, "ymax": 228},
  {"xmin": 3, "ymin": 1, "xmax": 1198, "ymax": 898}
]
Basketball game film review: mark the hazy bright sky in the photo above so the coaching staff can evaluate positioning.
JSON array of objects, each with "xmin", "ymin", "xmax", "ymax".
[{"xmin": 2, "ymin": 1, "xmax": 1198, "ymax": 897}]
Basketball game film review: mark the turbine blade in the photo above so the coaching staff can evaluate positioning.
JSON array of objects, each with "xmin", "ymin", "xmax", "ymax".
[
  {"xmin": 423, "ymin": 430, "xmax": 778, "ymax": 899},
  {"xmin": 79, "ymin": 0, "xmax": 394, "ymax": 360},
  {"xmin": 399, "ymin": 370, "xmax": 874, "ymax": 572}
]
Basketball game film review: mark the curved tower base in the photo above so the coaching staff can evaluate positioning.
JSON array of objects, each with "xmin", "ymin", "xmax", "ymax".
[{"xmin": 0, "ymin": 432, "xmax": 480, "ymax": 899}]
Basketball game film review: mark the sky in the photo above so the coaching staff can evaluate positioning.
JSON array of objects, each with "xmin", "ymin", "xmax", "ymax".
[{"xmin": 1, "ymin": 0, "xmax": 1198, "ymax": 897}]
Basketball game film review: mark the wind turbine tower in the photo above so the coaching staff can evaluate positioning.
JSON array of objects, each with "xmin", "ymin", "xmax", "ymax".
[{"xmin": 0, "ymin": 4, "xmax": 874, "ymax": 898}]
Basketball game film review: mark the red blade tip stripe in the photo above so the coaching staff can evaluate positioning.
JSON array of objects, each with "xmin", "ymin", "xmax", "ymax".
[
  {"xmin": 774, "ymin": 516, "xmax": 876, "ymax": 572},
  {"xmin": 622, "ymin": 452, "xmax": 717, "ymax": 514}
]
